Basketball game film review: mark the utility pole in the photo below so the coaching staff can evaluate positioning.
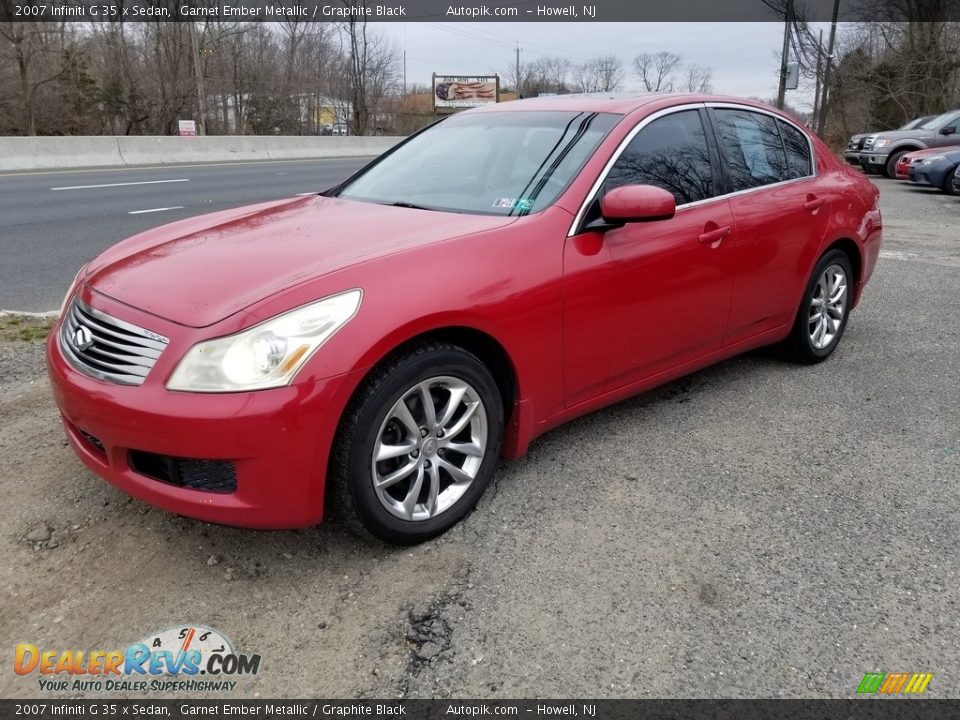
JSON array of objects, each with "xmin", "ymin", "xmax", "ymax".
[
  {"xmin": 403, "ymin": 49, "xmax": 407, "ymax": 95},
  {"xmin": 812, "ymin": 29, "xmax": 823, "ymax": 129},
  {"xmin": 189, "ymin": 21, "xmax": 207, "ymax": 135},
  {"xmin": 816, "ymin": 0, "xmax": 840, "ymax": 137},
  {"xmin": 515, "ymin": 42, "xmax": 521, "ymax": 98},
  {"xmin": 775, "ymin": 0, "xmax": 794, "ymax": 110}
]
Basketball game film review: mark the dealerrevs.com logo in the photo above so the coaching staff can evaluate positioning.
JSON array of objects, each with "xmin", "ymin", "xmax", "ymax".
[{"xmin": 14, "ymin": 625, "xmax": 261, "ymax": 693}]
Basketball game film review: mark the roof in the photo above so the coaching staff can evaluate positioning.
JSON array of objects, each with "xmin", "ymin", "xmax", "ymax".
[{"xmin": 470, "ymin": 92, "xmax": 782, "ymax": 116}]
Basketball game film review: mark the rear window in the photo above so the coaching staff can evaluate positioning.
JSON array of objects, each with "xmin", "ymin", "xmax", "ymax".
[
  {"xmin": 778, "ymin": 120, "xmax": 814, "ymax": 179},
  {"xmin": 712, "ymin": 109, "xmax": 789, "ymax": 191}
]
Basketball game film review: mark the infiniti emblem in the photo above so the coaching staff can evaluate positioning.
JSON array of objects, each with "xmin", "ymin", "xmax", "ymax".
[{"xmin": 72, "ymin": 325, "xmax": 94, "ymax": 352}]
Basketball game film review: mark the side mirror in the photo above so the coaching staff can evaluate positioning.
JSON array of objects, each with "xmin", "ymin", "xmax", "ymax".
[
  {"xmin": 600, "ymin": 184, "xmax": 677, "ymax": 225},
  {"xmin": 939, "ymin": 126, "xmax": 956, "ymax": 135}
]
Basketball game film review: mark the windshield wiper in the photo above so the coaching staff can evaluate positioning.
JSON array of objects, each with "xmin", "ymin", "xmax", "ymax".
[{"xmin": 388, "ymin": 201, "xmax": 435, "ymax": 211}]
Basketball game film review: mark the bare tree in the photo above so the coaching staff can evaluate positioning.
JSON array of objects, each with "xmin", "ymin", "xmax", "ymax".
[
  {"xmin": 572, "ymin": 55, "xmax": 624, "ymax": 93},
  {"xmin": 684, "ymin": 64, "xmax": 713, "ymax": 93},
  {"xmin": 527, "ymin": 56, "xmax": 572, "ymax": 95},
  {"xmin": 501, "ymin": 55, "xmax": 571, "ymax": 97},
  {"xmin": 0, "ymin": 17, "xmax": 68, "ymax": 135},
  {"xmin": 633, "ymin": 51, "xmax": 682, "ymax": 92}
]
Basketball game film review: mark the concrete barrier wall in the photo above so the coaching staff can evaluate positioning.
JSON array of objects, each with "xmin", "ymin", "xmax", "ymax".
[{"xmin": 0, "ymin": 135, "xmax": 404, "ymax": 172}]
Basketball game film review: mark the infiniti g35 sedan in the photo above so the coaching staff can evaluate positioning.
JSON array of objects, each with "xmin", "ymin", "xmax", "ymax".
[{"xmin": 48, "ymin": 94, "xmax": 883, "ymax": 544}]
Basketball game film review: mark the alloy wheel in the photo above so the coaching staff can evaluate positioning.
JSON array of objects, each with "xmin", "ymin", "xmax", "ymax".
[
  {"xmin": 808, "ymin": 264, "xmax": 848, "ymax": 350},
  {"xmin": 371, "ymin": 376, "xmax": 488, "ymax": 521}
]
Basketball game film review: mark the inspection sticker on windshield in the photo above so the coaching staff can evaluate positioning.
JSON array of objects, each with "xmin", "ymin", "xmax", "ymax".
[{"xmin": 492, "ymin": 198, "xmax": 534, "ymax": 210}]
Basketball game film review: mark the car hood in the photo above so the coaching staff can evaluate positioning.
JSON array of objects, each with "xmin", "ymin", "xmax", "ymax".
[
  {"xmin": 84, "ymin": 195, "xmax": 516, "ymax": 328},
  {"xmin": 924, "ymin": 149, "xmax": 960, "ymax": 163},
  {"xmin": 873, "ymin": 129, "xmax": 933, "ymax": 142}
]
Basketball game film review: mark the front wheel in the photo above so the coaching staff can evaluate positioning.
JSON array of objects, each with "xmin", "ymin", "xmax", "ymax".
[
  {"xmin": 943, "ymin": 170, "xmax": 959, "ymax": 196},
  {"xmin": 780, "ymin": 249, "xmax": 854, "ymax": 364},
  {"xmin": 330, "ymin": 343, "xmax": 504, "ymax": 544},
  {"xmin": 884, "ymin": 150, "xmax": 908, "ymax": 178}
]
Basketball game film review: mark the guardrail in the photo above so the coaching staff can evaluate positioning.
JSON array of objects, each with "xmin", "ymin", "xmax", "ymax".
[{"xmin": 0, "ymin": 135, "xmax": 404, "ymax": 172}]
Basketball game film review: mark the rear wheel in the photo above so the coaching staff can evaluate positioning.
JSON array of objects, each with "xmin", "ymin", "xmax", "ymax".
[
  {"xmin": 781, "ymin": 249, "xmax": 853, "ymax": 364},
  {"xmin": 330, "ymin": 343, "xmax": 504, "ymax": 544}
]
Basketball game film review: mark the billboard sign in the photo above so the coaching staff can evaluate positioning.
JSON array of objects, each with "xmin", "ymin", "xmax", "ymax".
[
  {"xmin": 433, "ymin": 75, "xmax": 499, "ymax": 110},
  {"xmin": 178, "ymin": 120, "xmax": 197, "ymax": 136}
]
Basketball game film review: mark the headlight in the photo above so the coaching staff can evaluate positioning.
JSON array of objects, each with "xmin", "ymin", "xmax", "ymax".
[
  {"xmin": 874, "ymin": 139, "xmax": 891, "ymax": 148},
  {"xmin": 167, "ymin": 289, "xmax": 362, "ymax": 392},
  {"xmin": 921, "ymin": 156, "xmax": 944, "ymax": 165},
  {"xmin": 59, "ymin": 265, "xmax": 87, "ymax": 315}
]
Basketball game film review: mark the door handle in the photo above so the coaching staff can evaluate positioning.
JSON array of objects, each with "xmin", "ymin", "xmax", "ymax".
[
  {"xmin": 698, "ymin": 225, "xmax": 730, "ymax": 246},
  {"xmin": 803, "ymin": 194, "xmax": 825, "ymax": 211}
]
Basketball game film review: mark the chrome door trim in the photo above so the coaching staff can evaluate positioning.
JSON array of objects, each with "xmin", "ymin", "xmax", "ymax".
[{"xmin": 568, "ymin": 101, "xmax": 820, "ymax": 237}]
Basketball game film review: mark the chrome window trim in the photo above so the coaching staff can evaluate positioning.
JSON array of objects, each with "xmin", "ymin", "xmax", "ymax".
[
  {"xmin": 567, "ymin": 101, "xmax": 819, "ymax": 237},
  {"xmin": 705, "ymin": 101, "xmax": 818, "ymax": 179}
]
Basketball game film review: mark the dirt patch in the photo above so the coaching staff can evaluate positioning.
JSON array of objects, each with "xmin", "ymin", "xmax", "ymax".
[{"xmin": 0, "ymin": 314, "xmax": 55, "ymax": 343}]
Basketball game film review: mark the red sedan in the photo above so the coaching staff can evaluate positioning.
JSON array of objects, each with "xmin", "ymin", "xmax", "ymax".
[
  {"xmin": 47, "ymin": 94, "xmax": 883, "ymax": 543},
  {"xmin": 895, "ymin": 146, "xmax": 960, "ymax": 179}
]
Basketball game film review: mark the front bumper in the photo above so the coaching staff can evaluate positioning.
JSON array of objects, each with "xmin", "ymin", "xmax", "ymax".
[
  {"xmin": 47, "ymin": 318, "xmax": 363, "ymax": 529},
  {"xmin": 844, "ymin": 152, "xmax": 863, "ymax": 166},
  {"xmin": 908, "ymin": 167, "xmax": 934, "ymax": 186},
  {"xmin": 863, "ymin": 153, "xmax": 889, "ymax": 168}
]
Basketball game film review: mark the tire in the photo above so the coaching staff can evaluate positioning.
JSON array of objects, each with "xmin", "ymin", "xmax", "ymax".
[
  {"xmin": 329, "ymin": 342, "xmax": 504, "ymax": 544},
  {"xmin": 884, "ymin": 150, "xmax": 909, "ymax": 178},
  {"xmin": 780, "ymin": 249, "xmax": 854, "ymax": 364},
  {"xmin": 942, "ymin": 168, "xmax": 959, "ymax": 196}
]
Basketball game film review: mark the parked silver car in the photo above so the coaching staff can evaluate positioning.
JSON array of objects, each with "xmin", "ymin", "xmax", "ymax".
[
  {"xmin": 861, "ymin": 110, "xmax": 960, "ymax": 177},
  {"xmin": 844, "ymin": 116, "xmax": 932, "ymax": 168}
]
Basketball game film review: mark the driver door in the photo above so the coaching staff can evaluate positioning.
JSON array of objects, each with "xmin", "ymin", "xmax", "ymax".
[{"xmin": 562, "ymin": 109, "xmax": 734, "ymax": 407}]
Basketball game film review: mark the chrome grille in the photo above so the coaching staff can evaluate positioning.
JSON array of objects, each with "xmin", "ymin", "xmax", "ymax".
[
  {"xmin": 60, "ymin": 298, "xmax": 168, "ymax": 386},
  {"xmin": 862, "ymin": 136, "xmax": 876, "ymax": 150}
]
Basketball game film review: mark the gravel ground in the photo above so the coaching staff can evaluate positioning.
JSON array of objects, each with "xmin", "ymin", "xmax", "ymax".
[{"xmin": 1, "ymin": 177, "xmax": 958, "ymax": 699}]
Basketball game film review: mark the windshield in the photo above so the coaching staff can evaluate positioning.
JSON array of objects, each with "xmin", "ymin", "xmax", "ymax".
[
  {"xmin": 899, "ymin": 116, "xmax": 930, "ymax": 130},
  {"xmin": 920, "ymin": 112, "xmax": 959, "ymax": 130},
  {"xmin": 336, "ymin": 111, "xmax": 619, "ymax": 216}
]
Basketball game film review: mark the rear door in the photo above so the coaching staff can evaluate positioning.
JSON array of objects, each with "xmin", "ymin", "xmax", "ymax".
[{"xmin": 707, "ymin": 107, "xmax": 828, "ymax": 346}]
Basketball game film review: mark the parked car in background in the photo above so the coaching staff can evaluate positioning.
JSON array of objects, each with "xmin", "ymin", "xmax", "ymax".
[
  {"xmin": 861, "ymin": 110, "xmax": 960, "ymax": 177},
  {"xmin": 845, "ymin": 116, "xmax": 933, "ymax": 168},
  {"xmin": 895, "ymin": 145, "xmax": 960, "ymax": 179},
  {"xmin": 954, "ymin": 164, "xmax": 960, "ymax": 193},
  {"xmin": 47, "ymin": 94, "xmax": 883, "ymax": 543},
  {"xmin": 908, "ymin": 147, "xmax": 960, "ymax": 195}
]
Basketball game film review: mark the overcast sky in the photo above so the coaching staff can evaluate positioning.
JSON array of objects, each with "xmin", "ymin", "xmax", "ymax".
[{"xmin": 378, "ymin": 22, "xmax": 821, "ymax": 111}]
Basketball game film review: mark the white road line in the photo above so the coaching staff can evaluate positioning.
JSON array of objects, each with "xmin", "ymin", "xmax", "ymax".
[
  {"xmin": 128, "ymin": 206, "xmax": 185, "ymax": 215},
  {"xmin": 51, "ymin": 178, "xmax": 190, "ymax": 191}
]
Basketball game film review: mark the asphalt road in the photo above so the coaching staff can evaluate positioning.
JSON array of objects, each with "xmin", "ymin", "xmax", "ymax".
[
  {"xmin": 0, "ymin": 157, "xmax": 369, "ymax": 311},
  {"xmin": 0, "ymin": 176, "xmax": 958, "ymax": 700}
]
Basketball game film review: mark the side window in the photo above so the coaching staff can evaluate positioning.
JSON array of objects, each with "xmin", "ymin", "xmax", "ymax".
[
  {"xmin": 604, "ymin": 110, "xmax": 715, "ymax": 205},
  {"xmin": 712, "ymin": 109, "xmax": 789, "ymax": 191},
  {"xmin": 778, "ymin": 120, "xmax": 814, "ymax": 179}
]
